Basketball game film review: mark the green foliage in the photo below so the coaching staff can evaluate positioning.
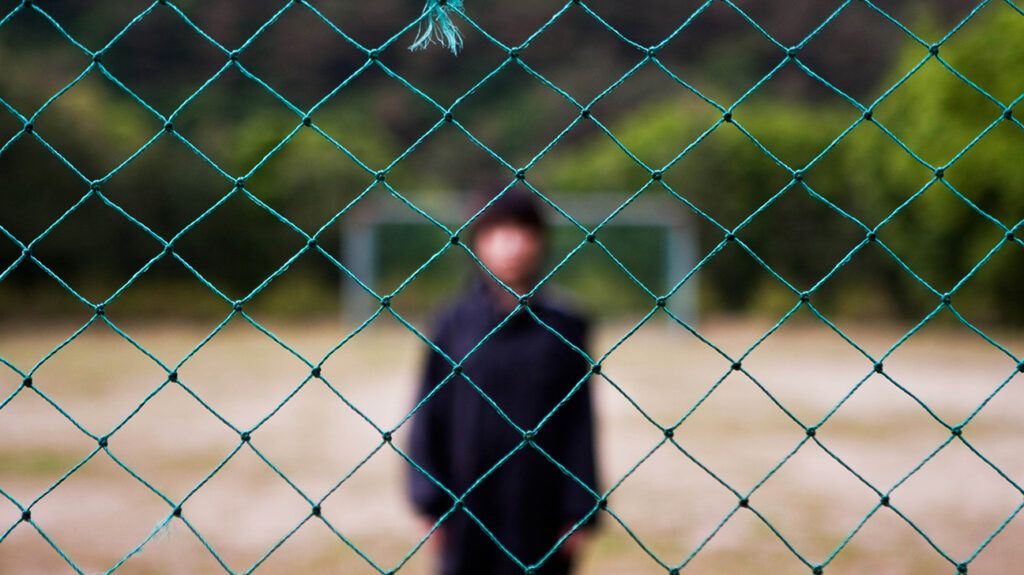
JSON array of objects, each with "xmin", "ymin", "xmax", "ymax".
[
  {"xmin": 0, "ymin": 43, "xmax": 396, "ymax": 311},
  {"xmin": 543, "ymin": 5, "xmax": 1024, "ymax": 322},
  {"xmin": 2, "ymin": 2, "xmax": 1020, "ymax": 322},
  {"xmin": 543, "ymin": 98, "xmax": 861, "ymax": 313},
  {"xmin": 843, "ymin": 6, "xmax": 1024, "ymax": 322}
]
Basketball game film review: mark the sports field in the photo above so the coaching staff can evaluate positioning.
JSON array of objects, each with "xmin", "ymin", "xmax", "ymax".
[{"xmin": 1, "ymin": 314, "xmax": 1021, "ymax": 574}]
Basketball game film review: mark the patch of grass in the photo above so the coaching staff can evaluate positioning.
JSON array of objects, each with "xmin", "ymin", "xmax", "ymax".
[{"xmin": 0, "ymin": 449, "xmax": 83, "ymax": 477}]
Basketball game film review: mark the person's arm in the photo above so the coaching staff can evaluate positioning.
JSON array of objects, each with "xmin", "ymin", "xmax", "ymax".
[
  {"xmin": 407, "ymin": 314, "xmax": 456, "ymax": 521},
  {"xmin": 554, "ymin": 318, "xmax": 602, "ymax": 531}
]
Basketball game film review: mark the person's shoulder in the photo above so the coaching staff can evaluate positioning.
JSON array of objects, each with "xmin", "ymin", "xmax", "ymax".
[{"xmin": 536, "ymin": 285, "xmax": 590, "ymax": 337}]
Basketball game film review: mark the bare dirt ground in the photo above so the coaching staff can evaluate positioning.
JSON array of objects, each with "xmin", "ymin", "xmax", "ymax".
[{"xmin": 1, "ymin": 312, "xmax": 1022, "ymax": 574}]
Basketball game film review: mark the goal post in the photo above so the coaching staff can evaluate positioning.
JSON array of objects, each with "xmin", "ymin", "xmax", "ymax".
[{"xmin": 340, "ymin": 191, "xmax": 699, "ymax": 326}]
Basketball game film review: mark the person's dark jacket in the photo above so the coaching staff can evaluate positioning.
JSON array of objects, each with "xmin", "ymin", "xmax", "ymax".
[{"xmin": 406, "ymin": 276, "xmax": 600, "ymax": 575}]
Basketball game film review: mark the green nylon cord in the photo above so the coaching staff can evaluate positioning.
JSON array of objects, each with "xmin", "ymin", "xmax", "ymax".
[{"xmin": 1, "ymin": 0, "xmax": 1023, "ymax": 574}]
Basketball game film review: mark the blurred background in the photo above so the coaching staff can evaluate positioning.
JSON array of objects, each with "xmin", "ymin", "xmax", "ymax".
[
  {"xmin": 1, "ymin": 0, "xmax": 1022, "ymax": 573},
  {"xmin": 1, "ymin": 0, "xmax": 1021, "ymax": 322}
]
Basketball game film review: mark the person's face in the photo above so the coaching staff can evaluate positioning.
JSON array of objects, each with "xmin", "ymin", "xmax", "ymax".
[{"xmin": 473, "ymin": 223, "xmax": 544, "ymax": 290}]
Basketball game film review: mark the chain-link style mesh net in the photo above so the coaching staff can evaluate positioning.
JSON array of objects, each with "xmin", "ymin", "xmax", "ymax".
[{"xmin": 2, "ymin": 0, "xmax": 1023, "ymax": 574}]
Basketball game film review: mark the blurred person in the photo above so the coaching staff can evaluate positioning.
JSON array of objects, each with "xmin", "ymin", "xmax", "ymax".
[{"xmin": 406, "ymin": 187, "xmax": 600, "ymax": 575}]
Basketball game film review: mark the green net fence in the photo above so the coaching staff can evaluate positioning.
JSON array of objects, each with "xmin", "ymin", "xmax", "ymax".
[{"xmin": 1, "ymin": 0, "xmax": 1023, "ymax": 573}]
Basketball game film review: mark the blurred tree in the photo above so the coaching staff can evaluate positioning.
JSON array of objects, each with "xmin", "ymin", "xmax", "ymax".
[
  {"xmin": 843, "ymin": 5, "xmax": 1024, "ymax": 322},
  {"xmin": 1, "ymin": 0, "xmax": 1018, "ymax": 320},
  {"xmin": 542, "ymin": 4, "xmax": 1024, "ymax": 321}
]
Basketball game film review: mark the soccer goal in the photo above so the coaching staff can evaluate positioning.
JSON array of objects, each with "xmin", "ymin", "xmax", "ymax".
[{"xmin": 338, "ymin": 190, "xmax": 700, "ymax": 326}]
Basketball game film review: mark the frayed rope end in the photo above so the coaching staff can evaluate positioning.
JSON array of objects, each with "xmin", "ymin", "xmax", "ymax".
[
  {"xmin": 409, "ymin": 0, "xmax": 464, "ymax": 55},
  {"xmin": 149, "ymin": 514, "xmax": 179, "ymax": 543}
]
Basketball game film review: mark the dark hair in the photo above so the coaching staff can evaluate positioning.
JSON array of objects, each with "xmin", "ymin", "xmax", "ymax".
[{"xmin": 468, "ymin": 186, "xmax": 547, "ymax": 240}]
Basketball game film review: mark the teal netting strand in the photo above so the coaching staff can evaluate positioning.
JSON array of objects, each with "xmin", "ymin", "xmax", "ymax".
[{"xmin": 1, "ymin": 0, "xmax": 1023, "ymax": 574}]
